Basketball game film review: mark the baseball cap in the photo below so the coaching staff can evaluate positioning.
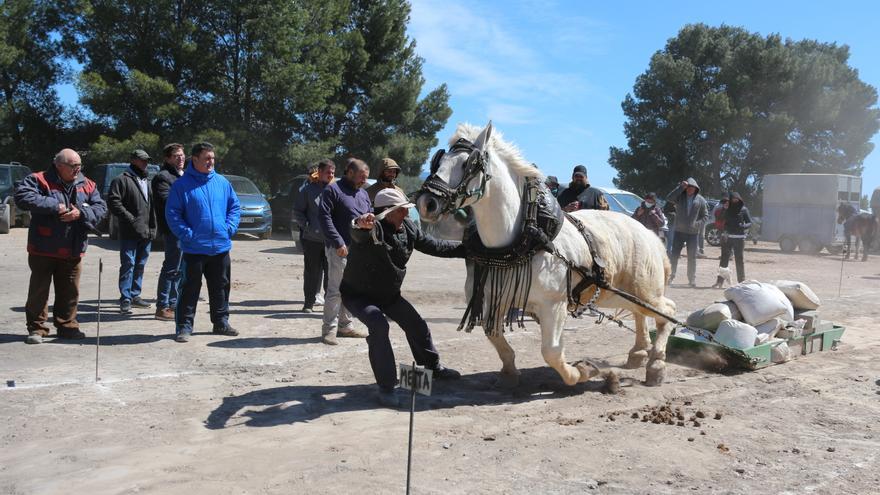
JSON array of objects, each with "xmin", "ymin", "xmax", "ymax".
[
  {"xmin": 130, "ymin": 149, "xmax": 151, "ymax": 161},
  {"xmin": 572, "ymin": 164, "xmax": 587, "ymax": 177},
  {"xmin": 374, "ymin": 188, "xmax": 414, "ymax": 220}
]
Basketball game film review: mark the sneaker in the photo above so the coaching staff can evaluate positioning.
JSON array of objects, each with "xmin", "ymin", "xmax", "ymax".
[
  {"xmin": 430, "ymin": 364, "xmax": 462, "ymax": 380},
  {"xmin": 131, "ymin": 297, "xmax": 151, "ymax": 309},
  {"xmin": 212, "ymin": 325, "xmax": 239, "ymax": 336},
  {"xmin": 377, "ymin": 388, "xmax": 401, "ymax": 408},
  {"xmin": 337, "ymin": 326, "xmax": 368, "ymax": 338},
  {"xmin": 155, "ymin": 307, "xmax": 175, "ymax": 321},
  {"xmin": 26, "ymin": 333, "xmax": 43, "ymax": 344},
  {"xmin": 688, "ymin": 282, "xmax": 697, "ymax": 288},
  {"xmin": 315, "ymin": 294, "xmax": 325, "ymax": 306},
  {"xmin": 120, "ymin": 300, "xmax": 132, "ymax": 314},
  {"xmin": 301, "ymin": 305, "xmax": 313, "ymax": 313},
  {"xmin": 58, "ymin": 328, "xmax": 86, "ymax": 340},
  {"xmin": 321, "ymin": 331, "xmax": 338, "ymax": 345},
  {"xmin": 175, "ymin": 330, "xmax": 191, "ymax": 343}
]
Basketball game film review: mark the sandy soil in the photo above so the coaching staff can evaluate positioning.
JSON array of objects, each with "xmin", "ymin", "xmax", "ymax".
[{"xmin": 1, "ymin": 228, "xmax": 879, "ymax": 494}]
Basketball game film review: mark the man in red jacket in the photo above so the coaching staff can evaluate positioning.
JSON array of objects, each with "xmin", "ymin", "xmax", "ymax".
[{"xmin": 14, "ymin": 149, "xmax": 107, "ymax": 344}]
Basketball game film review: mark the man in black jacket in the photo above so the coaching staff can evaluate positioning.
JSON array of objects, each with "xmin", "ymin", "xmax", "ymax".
[
  {"xmin": 108, "ymin": 149, "xmax": 157, "ymax": 314},
  {"xmin": 555, "ymin": 165, "xmax": 609, "ymax": 212},
  {"xmin": 342, "ymin": 188, "xmax": 465, "ymax": 408},
  {"xmin": 152, "ymin": 143, "xmax": 186, "ymax": 320}
]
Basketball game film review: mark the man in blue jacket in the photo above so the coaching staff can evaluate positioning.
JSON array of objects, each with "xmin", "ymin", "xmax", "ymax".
[
  {"xmin": 14, "ymin": 149, "xmax": 107, "ymax": 344},
  {"xmin": 292, "ymin": 159, "xmax": 334, "ymax": 313},
  {"xmin": 317, "ymin": 158, "xmax": 371, "ymax": 345},
  {"xmin": 165, "ymin": 142, "xmax": 241, "ymax": 342}
]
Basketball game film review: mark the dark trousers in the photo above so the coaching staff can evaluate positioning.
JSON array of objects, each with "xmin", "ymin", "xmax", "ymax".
[
  {"xmin": 25, "ymin": 255, "xmax": 82, "ymax": 334},
  {"xmin": 301, "ymin": 238, "xmax": 328, "ymax": 307},
  {"xmin": 155, "ymin": 233, "xmax": 182, "ymax": 309},
  {"xmin": 670, "ymin": 232, "xmax": 699, "ymax": 283},
  {"xmin": 720, "ymin": 237, "xmax": 746, "ymax": 282},
  {"xmin": 118, "ymin": 238, "xmax": 151, "ymax": 302},
  {"xmin": 176, "ymin": 252, "xmax": 231, "ymax": 333},
  {"xmin": 342, "ymin": 292, "xmax": 440, "ymax": 390}
]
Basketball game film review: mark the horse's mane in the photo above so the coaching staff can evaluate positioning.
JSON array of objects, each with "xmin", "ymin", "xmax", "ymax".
[{"xmin": 450, "ymin": 123, "xmax": 545, "ymax": 180}]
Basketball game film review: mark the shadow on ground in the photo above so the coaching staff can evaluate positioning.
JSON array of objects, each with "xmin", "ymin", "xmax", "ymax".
[
  {"xmin": 207, "ymin": 336, "xmax": 323, "ymax": 348},
  {"xmin": 205, "ymin": 367, "xmax": 615, "ymax": 430}
]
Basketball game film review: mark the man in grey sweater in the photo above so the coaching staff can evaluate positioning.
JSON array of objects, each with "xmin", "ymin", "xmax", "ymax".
[{"xmin": 666, "ymin": 178, "xmax": 708, "ymax": 287}]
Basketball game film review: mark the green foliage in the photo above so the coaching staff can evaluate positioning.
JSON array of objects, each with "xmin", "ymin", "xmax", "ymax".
[
  {"xmin": 85, "ymin": 131, "xmax": 160, "ymax": 166},
  {"xmin": 610, "ymin": 24, "xmax": 880, "ymax": 201},
  {"xmin": 395, "ymin": 174, "xmax": 424, "ymax": 195}
]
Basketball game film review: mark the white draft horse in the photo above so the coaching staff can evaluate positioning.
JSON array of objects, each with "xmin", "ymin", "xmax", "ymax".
[{"xmin": 415, "ymin": 122, "xmax": 676, "ymax": 387}]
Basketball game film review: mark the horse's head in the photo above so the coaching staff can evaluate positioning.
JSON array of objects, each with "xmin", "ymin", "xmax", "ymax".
[
  {"xmin": 416, "ymin": 122, "xmax": 494, "ymax": 223},
  {"xmin": 837, "ymin": 202, "xmax": 857, "ymax": 224}
]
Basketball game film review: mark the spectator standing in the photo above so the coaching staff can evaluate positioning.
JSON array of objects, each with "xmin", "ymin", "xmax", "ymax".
[
  {"xmin": 662, "ymin": 200, "xmax": 677, "ymax": 253},
  {"xmin": 712, "ymin": 192, "xmax": 752, "ymax": 288},
  {"xmin": 152, "ymin": 143, "xmax": 186, "ymax": 321},
  {"xmin": 293, "ymin": 159, "xmax": 334, "ymax": 313},
  {"xmin": 555, "ymin": 165, "xmax": 609, "ymax": 212},
  {"xmin": 666, "ymin": 178, "xmax": 708, "ymax": 287},
  {"xmin": 344, "ymin": 189, "xmax": 465, "ymax": 407},
  {"xmin": 631, "ymin": 192, "xmax": 666, "ymax": 236},
  {"xmin": 317, "ymin": 158, "xmax": 372, "ymax": 345},
  {"xmin": 14, "ymin": 149, "xmax": 107, "ymax": 344},
  {"xmin": 165, "ymin": 143, "xmax": 241, "ymax": 342},
  {"xmin": 108, "ymin": 150, "xmax": 157, "ymax": 313},
  {"xmin": 365, "ymin": 158, "xmax": 404, "ymax": 203}
]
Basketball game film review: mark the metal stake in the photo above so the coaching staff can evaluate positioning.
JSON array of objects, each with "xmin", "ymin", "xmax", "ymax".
[
  {"xmin": 406, "ymin": 361, "xmax": 416, "ymax": 495},
  {"xmin": 837, "ymin": 244, "xmax": 846, "ymax": 298},
  {"xmin": 95, "ymin": 258, "xmax": 102, "ymax": 382}
]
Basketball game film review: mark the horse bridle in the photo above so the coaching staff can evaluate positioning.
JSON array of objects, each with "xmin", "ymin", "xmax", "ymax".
[{"xmin": 418, "ymin": 138, "xmax": 491, "ymax": 215}]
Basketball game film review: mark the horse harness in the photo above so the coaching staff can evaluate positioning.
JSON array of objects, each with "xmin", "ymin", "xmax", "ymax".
[{"xmin": 419, "ymin": 138, "xmax": 491, "ymax": 216}]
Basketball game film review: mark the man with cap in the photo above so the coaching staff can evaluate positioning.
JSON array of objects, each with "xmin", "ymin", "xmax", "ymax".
[
  {"xmin": 343, "ymin": 188, "xmax": 466, "ymax": 408},
  {"xmin": 555, "ymin": 165, "xmax": 609, "ymax": 212},
  {"xmin": 545, "ymin": 176, "xmax": 560, "ymax": 197},
  {"xmin": 666, "ymin": 178, "xmax": 708, "ymax": 287},
  {"xmin": 108, "ymin": 149, "xmax": 157, "ymax": 314},
  {"xmin": 365, "ymin": 157, "xmax": 404, "ymax": 203}
]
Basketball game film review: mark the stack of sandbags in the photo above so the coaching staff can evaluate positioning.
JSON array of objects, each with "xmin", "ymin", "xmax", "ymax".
[{"xmin": 771, "ymin": 280, "xmax": 831, "ymax": 334}]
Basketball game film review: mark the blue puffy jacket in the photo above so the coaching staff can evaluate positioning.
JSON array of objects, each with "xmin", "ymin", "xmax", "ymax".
[{"xmin": 165, "ymin": 166, "xmax": 241, "ymax": 255}]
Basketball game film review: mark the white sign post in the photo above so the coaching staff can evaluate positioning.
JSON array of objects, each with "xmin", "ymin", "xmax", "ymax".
[{"xmin": 399, "ymin": 362, "xmax": 433, "ymax": 495}]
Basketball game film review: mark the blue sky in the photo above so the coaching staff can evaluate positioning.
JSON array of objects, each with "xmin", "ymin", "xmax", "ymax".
[{"xmin": 408, "ymin": 0, "xmax": 880, "ymax": 195}]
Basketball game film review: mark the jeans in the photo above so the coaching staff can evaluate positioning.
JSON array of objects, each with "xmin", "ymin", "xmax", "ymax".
[
  {"xmin": 176, "ymin": 251, "xmax": 231, "ymax": 333},
  {"xmin": 301, "ymin": 238, "xmax": 328, "ymax": 307},
  {"xmin": 669, "ymin": 232, "xmax": 699, "ymax": 284},
  {"xmin": 720, "ymin": 237, "xmax": 746, "ymax": 283},
  {"xmin": 342, "ymin": 292, "xmax": 440, "ymax": 390},
  {"xmin": 698, "ymin": 221, "xmax": 706, "ymax": 253},
  {"xmin": 322, "ymin": 246, "xmax": 353, "ymax": 335},
  {"xmin": 666, "ymin": 229, "xmax": 676, "ymax": 254},
  {"xmin": 25, "ymin": 255, "xmax": 82, "ymax": 334},
  {"xmin": 119, "ymin": 238, "xmax": 151, "ymax": 302},
  {"xmin": 156, "ymin": 233, "xmax": 182, "ymax": 309}
]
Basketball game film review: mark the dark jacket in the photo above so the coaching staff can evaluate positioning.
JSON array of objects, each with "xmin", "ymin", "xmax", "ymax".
[
  {"xmin": 108, "ymin": 165, "xmax": 156, "ymax": 240},
  {"xmin": 556, "ymin": 183, "xmax": 609, "ymax": 211},
  {"xmin": 666, "ymin": 178, "xmax": 708, "ymax": 234},
  {"xmin": 365, "ymin": 160, "xmax": 404, "ymax": 203},
  {"xmin": 318, "ymin": 177, "xmax": 371, "ymax": 249},
  {"xmin": 14, "ymin": 166, "xmax": 107, "ymax": 259},
  {"xmin": 341, "ymin": 217, "xmax": 466, "ymax": 305},
  {"xmin": 293, "ymin": 180, "xmax": 329, "ymax": 243},
  {"xmin": 165, "ymin": 165, "xmax": 241, "ymax": 256},
  {"xmin": 152, "ymin": 162, "xmax": 183, "ymax": 235},
  {"xmin": 632, "ymin": 202, "xmax": 666, "ymax": 235},
  {"xmin": 723, "ymin": 192, "xmax": 752, "ymax": 238}
]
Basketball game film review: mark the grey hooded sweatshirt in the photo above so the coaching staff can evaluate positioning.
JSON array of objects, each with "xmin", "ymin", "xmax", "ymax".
[{"xmin": 666, "ymin": 177, "xmax": 708, "ymax": 235}]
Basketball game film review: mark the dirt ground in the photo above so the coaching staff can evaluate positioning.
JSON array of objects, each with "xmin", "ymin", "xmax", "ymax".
[{"xmin": 1, "ymin": 227, "xmax": 879, "ymax": 494}]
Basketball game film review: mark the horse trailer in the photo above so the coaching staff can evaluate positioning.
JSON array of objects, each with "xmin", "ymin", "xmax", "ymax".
[{"xmin": 760, "ymin": 173, "xmax": 861, "ymax": 254}]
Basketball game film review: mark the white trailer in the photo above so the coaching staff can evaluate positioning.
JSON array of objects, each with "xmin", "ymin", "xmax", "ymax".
[{"xmin": 760, "ymin": 173, "xmax": 862, "ymax": 254}]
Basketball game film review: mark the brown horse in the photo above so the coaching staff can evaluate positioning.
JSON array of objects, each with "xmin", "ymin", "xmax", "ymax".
[{"xmin": 837, "ymin": 203, "xmax": 876, "ymax": 261}]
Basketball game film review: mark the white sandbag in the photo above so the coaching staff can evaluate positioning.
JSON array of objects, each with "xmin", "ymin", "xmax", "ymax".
[
  {"xmin": 719, "ymin": 300, "xmax": 742, "ymax": 321},
  {"xmin": 714, "ymin": 319, "xmax": 759, "ymax": 350},
  {"xmin": 770, "ymin": 340, "xmax": 792, "ymax": 363},
  {"xmin": 754, "ymin": 317, "xmax": 783, "ymax": 337},
  {"xmin": 772, "ymin": 280, "xmax": 821, "ymax": 310},
  {"xmin": 686, "ymin": 302, "xmax": 733, "ymax": 331},
  {"xmin": 723, "ymin": 281, "xmax": 794, "ymax": 325}
]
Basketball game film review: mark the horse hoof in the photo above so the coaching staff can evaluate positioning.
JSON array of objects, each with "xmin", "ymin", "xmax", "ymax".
[
  {"xmin": 625, "ymin": 350, "xmax": 649, "ymax": 369},
  {"xmin": 573, "ymin": 360, "xmax": 602, "ymax": 383},
  {"xmin": 493, "ymin": 373, "xmax": 520, "ymax": 389},
  {"xmin": 645, "ymin": 361, "xmax": 666, "ymax": 387},
  {"xmin": 603, "ymin": 371, "xmax": 621, "ymax": 394}
]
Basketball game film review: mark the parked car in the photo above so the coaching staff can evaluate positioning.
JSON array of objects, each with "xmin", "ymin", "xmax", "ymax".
[
  {"xmin": 593, "ymin": 186, "xmax": 643, "ymax": 216},
  {"xmin": 268, "ymin": 174, "xmax": 310, "ymax": 235},
  {"xmin": 227, "ymin": 174, "xmax": 273, "ymax": 239},
  {"xmin": 88, "ymin": 162, "xmax": 160, "ymax": 239},
  {"xmin": 0, "ymin": 162, "xmax": 33, "ymax": 234}
]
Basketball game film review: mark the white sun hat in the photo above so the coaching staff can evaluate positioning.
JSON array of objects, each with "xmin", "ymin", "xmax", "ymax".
[{"xmin": 374, "ymin": 188, "xmax": 415, "ymax": 220}]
